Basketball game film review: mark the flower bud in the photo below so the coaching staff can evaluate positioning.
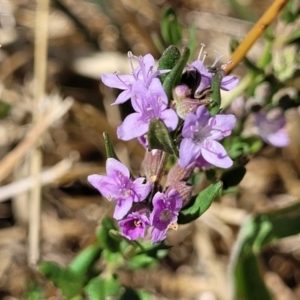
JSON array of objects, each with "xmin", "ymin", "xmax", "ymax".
[
  {"xmin": 173, "ymin": 85, "xmax": 201, "ymax": 119},
  {"xmin": 141, "ymin": 149, "xmax": 164, "ymax": 182},
  {"xmin": 165, "ymin": 182, "xmax": 193, "ymax": 207},
  {"xmin": 165, "ymin": 162, "xmax": 194, "ymax": 187}
]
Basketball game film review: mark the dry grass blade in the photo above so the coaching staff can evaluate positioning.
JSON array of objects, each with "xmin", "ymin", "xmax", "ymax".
[
  {"xmin": 0, "ymin": 95, "xmax": 74, "ymax": 182},
  {"xmin": 0, "ymin": 158, "xmax": 73, "ymax": 202}
]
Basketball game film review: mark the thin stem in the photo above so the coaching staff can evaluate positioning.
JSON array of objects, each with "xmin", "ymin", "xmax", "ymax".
[
  {"xmin": 155, "ymin": 151, "xmax": 169, "ymax": 185},
  {"xmin": 28, "ymin": 0, "xmax": 50, "ymax": 267},
  {"xmin": 224, "ymin": 0, "xmax": 289, "ymax": 75}
]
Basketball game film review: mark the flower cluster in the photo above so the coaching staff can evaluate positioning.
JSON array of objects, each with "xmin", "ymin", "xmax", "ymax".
[
  {"xmin": 88, "ymin": 158, "xmax": 182, "ymax": 243},
  {"xmin": 88, "ymin": 48, "xmax": 239, "ymax": 243}
]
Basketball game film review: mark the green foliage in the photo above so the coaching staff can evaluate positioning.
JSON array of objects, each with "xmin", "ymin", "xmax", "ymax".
[
  {"xmin": 128, "ymin": 253, "xmax": 157, "ymax": 270},
  {"xmin": 0, "ymin": 102, "xmax": 10, "ymax": 119},
  {"xmin": 158, "ymin": 45, "xmax": 181, "ymax": 82},
  {"xmin": 280, "ymin": 0, "xmax": 300, "ymax": 23},
  {"xmin": 85, "ymin": 276, "xmax": 121, "ymax": 300},
  {"xmin": 227, "ymin": 136, "xmax": 263, "ymax": 159},
  {"xmin": 162, "ymin": 47, "xmax": 190, "ymax": 99},
  {"xmin": 221, "ymin": 166, "xmax": 246, "ymax": 190},
  {"xmin": 188, "ymin": 23, "xmax": 197, "ymax": 58},
  {"xmin": 25, "ymin": 282, "xmax": 44, "ymax": 300},
  {"xmin": 148, "ymin": 118, "xmax": 178, "ymax": 156},
  {"xmin": 96, "ymin": 217, "xmax": 120, "ymax": 253},
  {"xmin": 120, "ymin": 288, "xmax": 142, "ymax": 300},
  {"xmin": 39, "ymin": 261, "xmax": 86, "ymax": 299},
  {"xmin": 209, "ymin": 69, "xmax": 224, "ymax": 115},
  {"xmin": 161, "ymin": 8, "xmax": 182, "ymax": 46},
  {"xmin": 68, "ymin": 244, "xmax": 102, "ymax": 275},
  {"xmin": 178, "ymin": 181, "xmax": 223, "ymax": 224},
  {"xmin": 103, "ymin": 132, "xmax": 119, "ymax": 160},
  {"xmin": 232, "ymin": 202, "xmax": 300, "ymax": 299}
]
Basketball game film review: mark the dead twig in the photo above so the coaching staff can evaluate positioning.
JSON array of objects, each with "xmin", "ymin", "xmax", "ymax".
[
  {"xmin": 0, "ymin": 97, "xmax": 73, "ymax": 182},
  {"xmin": 0, "ymin": 158, "xmax": 73, "ymax": 202}
]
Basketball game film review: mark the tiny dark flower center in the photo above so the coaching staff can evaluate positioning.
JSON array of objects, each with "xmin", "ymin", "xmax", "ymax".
[
  {"xmin": 134, "ymin": 220, "xmax": 142, "ymax": 227},
  {"xmin": 160, "ymin": 209, "xmax": 172, "ymax": 222},
  {"xmin": 192, "ymin": 125, "xmax": 211, "ymax": 145}
]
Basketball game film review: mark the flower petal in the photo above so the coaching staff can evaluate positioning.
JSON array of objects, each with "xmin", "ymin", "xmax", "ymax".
[
  {"xmin": 142, "ymin": 54, "xmax": 155, "ymax": 74},
  {"xmin": 131, "ymin": 80, "xmax": 148, "ymax": 112},
  {"xmin": 221, "ymin": 75, "xmax": 239, "ymax": 91},
  {"xmin": 151, "ymin": 227, "xmax": 168, "ymax": 243},
  {"xmin": 88, "ymin": 174, "xmax": 119, "ymax": 200},
  {"xmin": 167, "ymin": 189, "xmax": 183, "ymax": 213},
  {"xmin": 160, "ymin": 109, "xmax": 179, "ymax": 131},
  {"xmin": 195, "ymin": 105, "xmax": 211, "ymax": 127},
  {"xmin": 117, "ymin": 113, "xmax": 148, "ymax": 140},
  {"xmin": 201, "ymin": 141, "xmax": 233, "ymax": 168},
  {"xmin": 148, "ymin": 78, "xmax": 168, "ymax": 108},
  {"xmin": 209, "ymin": 114, "xmax": 236, "ymax": 139},
  {"xmin": 179, "ymin": 138, "xmax": 201, "ymax": 168},
  {"xmin": 262, "ymin": 130, "xmax": 290, "ymax": 147},
  {"xmin": 132, "ymin": 178, "xmax": 152, "ymax": 201},
  {"xmin": 182, "ymin": 113, "xmax": 198, "ymax": 138},
  {"xmin": 101, "ymin": 74, "xmax": 134, "ymax": 89},
  {"xmin": 106, "ymin": 158, "xmax": 130, "ymax": 178},
  {"xmin": 112, "ymin": 89, "xmax": 132, "ymax": 105},
  {"xmin": 113, "ymin": 198, "xmax": 133, "ymax": 220}
]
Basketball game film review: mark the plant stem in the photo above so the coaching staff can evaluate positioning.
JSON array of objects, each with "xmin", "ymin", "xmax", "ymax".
[
  {"xmin": 28, "ymin": 0, "xmax": 50, "ymax": 267},
  {"xmin": 224, "ymin": 0, "xmax": 289, "ymax": 75}
]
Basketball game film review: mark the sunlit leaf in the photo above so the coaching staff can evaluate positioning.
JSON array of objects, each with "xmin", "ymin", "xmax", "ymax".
[{"xmin": 178, "ymin": 181, "xmax": 222, "ymax": 224}]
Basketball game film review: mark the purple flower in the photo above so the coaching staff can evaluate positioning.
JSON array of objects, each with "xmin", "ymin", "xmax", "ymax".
[
  {"xmin": 254, "ymin": 109, "xmax": 289, "ymax": 147},
  {"xmin": 150, "ymin": 189, "xmax": 183, "ymax": 243},
  {"xmin": 138, "ymin": 134, "xmax": 148, "ymax": 149},
  {"xmin": 101, "ymin": 52, "xmax": 169, "ymax": 105},
  {"xmin": 190, "ymin": 60, "xmax": 238, "ymax": 94},
  {"xmin": 117, "ymin": 78, "xmax": 178, "ymax": 140},
  {"xmin": 87, "ymin": 158, "xmax": 152, "ymax": 220},
  {"xmin": 188, "ymin": 45, "xmax": 239, "ymax": 95},
  {"xmin": 179, "ymin": 105, "xmax": 236, "ymax": 169},
  {"xmin": 119, "ymin": 212, "xmax": 150, "ymax": 240}
]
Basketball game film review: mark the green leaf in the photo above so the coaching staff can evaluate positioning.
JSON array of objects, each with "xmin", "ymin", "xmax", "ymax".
[
  {"xmin": 148, "ymin": 118, "xmax": 178, "ymax": 156},
  {"xmin": 230, "ymin": 39, "xmax": 239, "ymax": 53},
  {"xmin": 68, "ymin": 244, "xmax": 102, "ymax": 275},
  {"xmin": 231, "ymin": 201, "xmax": 300, "ymax": 299},
  {"xmin": 40, "ymin": 262, "xmax": 85, "ymax": 299},
  {"xmin": 161, "ymin": 8, "xmax": 182, "ymax": 46},
  {"xmin": 103, "ymin": 132, "xmax": 119, "ymax": 160},
  {"xmin": 96, "ymin": 217, "xmax": 120, "ymax": 253},
  {"xmin": 233, "ymin": 248, "xmax": 272, "ymax": 300},
  {"xmin": 221, "ymin": 166, "xmax": 246, "ymax": 189},
  {"xmin": 209, "ymin": 69, "xmax": 224, "ymax": 116},
  {"xmin": 188, "ymin": 23, "xmax": 197, "ymax": 58},
  {"xmin": 85, "ymin": 276, "xmax": 121, "ymax": 300},
  {"xmin": 163, "ymin": 47, "xmax": 190, "ymax": 100},
  {"xmin": 178, "ymin": 181, "xmax": 223, "ymax": 224},
  {"xmin": 25, "ymin": 282, "xmax": 44, "ymax": 300},
  {"xmin": 39, "ymin": 261, "xmax": 63, "ymax": 285},
  {"xmin": 121, "ymin": 288, "xmax": 141, "ymax": 300},
  {"xmin": 57, "ymin": 269, "xmax": 85, "ymax": 299},
  {"xmin": 0, "ymin": 101, "xmax": 10, "ymax": 119},
  {"xmin": 128, "ymin": 254, "xmax": 157, "ymax": 270},
  {"xmin": 138, "ymin": 241, "xmax": 170, "ymax": 259},
  {"xmin": 158, "ymin": 45, "xmax": 181, "ymax": 82},
  {"xmin": 231, "ymin": 217, "xmax": 272, "ymax": 300},
  {"xmin": 255, "ymin": 202, "xmax": 300, "ymax": 247}
]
